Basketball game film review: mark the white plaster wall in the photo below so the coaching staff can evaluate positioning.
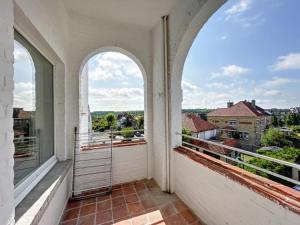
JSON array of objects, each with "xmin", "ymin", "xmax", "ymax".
[
  {"xmin": 65, "ymin": 13, "xmax": 153, "ymax": 162},
  {"xmin": 74, "ymin": 144, "xmax": 148, "ymax": 192},
  {"xmin": 38, "ymin": 168, "xmax": 72, "ymax": 225},
  {"xmin": 151, "ymin": 20, "xmax": 167, "ymax": 190},
  {"xmin": 14, "ymin": 0, "xmax": 68, "ymax": 62},
  {"xmin": 174, "ymin": 152, "xmax": 300, "ymax": 225},
  {"xmin": 0, "ymin": 2, "xmax": 15, "ymax": 225},
  {"xmin": 168, "ymin": 0, "xmax": 226, "ymax": 192}
]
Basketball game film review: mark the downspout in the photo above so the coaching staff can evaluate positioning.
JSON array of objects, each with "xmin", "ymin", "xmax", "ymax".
[{"xmin": 162, "ymin": 15, "xmax": 171, "ymax": 192}]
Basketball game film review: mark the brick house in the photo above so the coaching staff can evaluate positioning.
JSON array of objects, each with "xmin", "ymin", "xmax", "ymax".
[{"xmin": 207, "ymin": 100, "xmax": 272, "ymax": 150}]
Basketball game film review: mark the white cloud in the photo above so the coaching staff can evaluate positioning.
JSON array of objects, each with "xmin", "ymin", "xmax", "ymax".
[
  {"xmin": 262, "ymin": 77, "xmax": 292, "ymax": 88},
  {"xmin": 225, "ymin": 0, "xmax": 252, "ymax": 17},
  {"xmin": 88, "ymin": 52, "xmax": 143, "ymax": 81},
  {"xmin": 220, "ymin": 35, "xmax": 227, "ymax": 40},
  {"xmin": 14, "ymin": 41, "xmax": 31, "ymax": 61},
  {"xmin": 13, "ymin": 82, "xmax": 35, "ymax": 111},
  {"xmin": 211, "ymin": 65, "xmax": 250, "ymax": 78},
  {"xmin": 89, "ymin": 87, "xmax": 144, "ymax": 111},
  {"xmin": 270, "ymin": 53, "xmax": 300, "ymax": 71}
]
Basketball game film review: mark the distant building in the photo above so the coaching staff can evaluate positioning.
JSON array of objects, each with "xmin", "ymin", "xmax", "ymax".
[
  {"xmin": 207, "ymin": 100, "xmax": 272, "ymax": 150},
  {"xmin": 182, "ymin": 113, "xmax": 218, "ymax": 140},
  {"xmin": 290, "ymin": 107, "xmax": 300, "ymax": 115}
]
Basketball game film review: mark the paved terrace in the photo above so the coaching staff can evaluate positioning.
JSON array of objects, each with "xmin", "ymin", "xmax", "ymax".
[{"xmin": 60, "ymin": 179, "xmax": 203, "ymax": 225}]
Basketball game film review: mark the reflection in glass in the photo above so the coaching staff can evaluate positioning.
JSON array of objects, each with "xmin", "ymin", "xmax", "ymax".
[{"xmin": 13, "ymin": 31, "xmax": 54, "ymax": 185}]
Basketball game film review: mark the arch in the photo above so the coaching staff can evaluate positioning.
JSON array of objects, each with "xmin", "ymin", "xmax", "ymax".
[
  {"xmin": 79, "ymin": 46, "xmax": 147, "ymax": 81},
  {"xmin": 78, "ymin": 46, "xmax": 148, "ymax": 136},
  {"xmin": 169, "ymin": 0, "xmax": 226, "ymax": 148}
]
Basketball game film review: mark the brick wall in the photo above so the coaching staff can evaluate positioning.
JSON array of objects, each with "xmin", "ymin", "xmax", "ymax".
[{"xmin": 0, "ymin": 0, "xmax": 15, "ymax": 224}]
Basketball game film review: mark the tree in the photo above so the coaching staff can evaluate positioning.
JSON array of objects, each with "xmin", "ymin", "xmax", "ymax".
[
  {"xmin": 105, "ymin": 113, "xmax": 116, "ymax": 128},
  {"xmin": 92, "ymin": 117, "xmax": 108, "ymax": 132},
  {"xmin": 136, "ymin": 115, "xmax": 144, "ymax": 129},
  {"xmin": 271, "ymin": 116, "xmax": 278, "ymax": 127},
  {"xmin": 122, "ymin": 127, "xmax": 134, "ymax": 139},
  {"xmin": 182, "ymin": 128, "xmax": 192, "ymax": 143},
  {"xmin": 285, "ymin": 113, "xmax": 300, "ymax": 126},
  {"xmin": 261, "ymin": 128, "xmax": 292, "ymax": 147},
  {"xmin": 243, "ymin": 147, "xmax": 300, "ymax": 182}
]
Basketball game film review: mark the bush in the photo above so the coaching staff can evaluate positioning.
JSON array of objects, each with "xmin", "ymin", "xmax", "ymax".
[
  {"xmin": 122, "ymin": 127, "xmax": 134, "ymax": 139},
  {"xmin": 261, "ymin": 128, "xmax": 293, "ymax": 147}
]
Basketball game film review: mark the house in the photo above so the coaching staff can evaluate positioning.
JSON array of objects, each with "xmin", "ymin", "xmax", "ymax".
[
  {"xmin": 182, "ymin": 113, "xmax": 218, "ymax": 140},
  {"xmin": 207, "ymin": 100, "xmax": 272, "ymax": 150}
]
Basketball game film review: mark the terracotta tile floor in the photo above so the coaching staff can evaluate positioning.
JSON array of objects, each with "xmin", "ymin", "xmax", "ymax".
[{"xmin": 61, "ymin": 179, "xmax": 204, "ymax": 225}]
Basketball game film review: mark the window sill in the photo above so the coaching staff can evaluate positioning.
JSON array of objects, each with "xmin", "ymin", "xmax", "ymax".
[
  {"xmin": 15, "ymin": 160, "xmax": 72, "ymax": 225},
  {"xmin": 174, "ymin": 146, "xmax": 300, "ymax": 215},
  {"xmin": 81, "ymin": 139, "xmax": 147, "ymax": 151}
]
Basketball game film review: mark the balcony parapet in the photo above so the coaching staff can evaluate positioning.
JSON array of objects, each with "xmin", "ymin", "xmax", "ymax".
[{"xmin": 174, "ymin": 146, "xmax": 300, "ymax": 215}]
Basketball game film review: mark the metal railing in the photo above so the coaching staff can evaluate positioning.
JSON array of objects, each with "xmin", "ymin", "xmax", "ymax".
[
  {"xmin": 176, "ymin": 132, "xmax": 300, "ymax": 186},
  {"xmin": 72, "ymin": 127, "xmax": 145, "ymax": 200}
]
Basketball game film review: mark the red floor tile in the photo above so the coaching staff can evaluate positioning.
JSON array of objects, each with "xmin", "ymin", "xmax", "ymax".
[
  {"xmin": 161, "ymin": 203, "xmax": 176, "ymax": 219},
  {"xmin": 96, "ymin": 210, "xmax": 112, "ymax": 224},
  {"xmin": 122, "ymin": 186, "xmax": 136, "ymax": 195},
  {"xmin": 80, "ymin": 203, "xmax": 96, "ymax": 216},
  {"xmin": 164, "ymin": 214, "xmax": 186, "ymax": 225},
  {"xmin": 112, "ymin": 196, "xmax": 126, "ymax": 207},
  {"xmin": 127, "ymin": 202, "xmax": 144, "ymax": 215},
  {"xmin": 63, "ymin": 208, "xmax": 80, "ymax": 221},
  {"xmin": 78, "ymin": 214, "xmax": 95, "ymax": 225},
  {"xmin": 97, "ymin": 200, "xmax": 112, "ymax": 212},
  {"xmin": 141, "ymin": 199, "xmax": 156, "ymax": 210},
  {"xmin": 124, "ymin": 193, "xmax": 139, "ymax": 203},
  {"xmin": 112, "ymin": 205, "xmax": 129, "ymax": 220},
  {"xmin": 180, "ymin": 209, "xmax": 198, "ymax": 224},
  {"xmin": 61, "ymin": 180, "xmax": 201, "ymax": 225}
]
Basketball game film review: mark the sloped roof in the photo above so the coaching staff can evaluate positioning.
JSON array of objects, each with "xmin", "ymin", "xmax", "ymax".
[
  {"xmin": 207, "ymin": 101, "xmax": 269, "ymax": 117},
  {"xmin": 182, "ymin": 114, "xmax": 218, "ymax": 133}
]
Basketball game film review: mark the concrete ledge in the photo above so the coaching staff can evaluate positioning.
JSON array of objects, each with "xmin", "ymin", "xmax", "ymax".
[
  {"xmin": 174, "ymin": 146, "xmax": 300, "ymax": 215},
  {"xmin": 15, "ymin": 160, "xmax": 72, "ymax": 225}
]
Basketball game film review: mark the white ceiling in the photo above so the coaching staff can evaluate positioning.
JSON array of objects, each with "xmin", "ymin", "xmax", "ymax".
[{"xmin": 63, "ymin": 0, "xmax": 177, "ymax": 29}]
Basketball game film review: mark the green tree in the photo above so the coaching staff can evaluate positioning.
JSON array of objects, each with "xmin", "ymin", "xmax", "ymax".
[
  {"xmin": 285, "ymin": 113, "xmax": 300, "ymax": 126},
  {"xmin": 271, "ymin": 116, "xmax": 278, "ymax": 127},
  {"xmin": 261, "ymin": 128, "xmax": 292, "ymax": 147},
  {"xmin": 105, "ymin": 113, "xmax": 116, "ymax": 128},
  {"xmin": 182, "ymin": 128, "xmax": 192, "ymax": 143},
  {"xmin": 136, "ymin": 115, "xmax": 144, "ymax": 129},
  {"xmin": 122, "ymin": 127, "xmax": 134, "ymax": 139},
  {"xmin": 243, "ymin": 147, "xmax": 300, "ymax": 181}
]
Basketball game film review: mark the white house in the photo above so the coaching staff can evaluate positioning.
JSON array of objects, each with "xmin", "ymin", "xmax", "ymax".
[{"xmin": 182, "ymin": 114, "xmax": 218, "ymax": 140}]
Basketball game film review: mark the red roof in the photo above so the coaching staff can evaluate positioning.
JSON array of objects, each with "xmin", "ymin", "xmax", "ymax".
[
  {"xmin": 207, "ymin": 101, "xmax": 269, "ymax": 117},
  {"xmin": 182, "ymin": 114, "xmax": 218, "ymax": 132}
]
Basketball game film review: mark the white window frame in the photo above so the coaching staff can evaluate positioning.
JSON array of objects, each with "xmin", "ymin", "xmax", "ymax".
[{"xmin": 13, "ymin": 27, "xmax": 57, "ymax": 206}]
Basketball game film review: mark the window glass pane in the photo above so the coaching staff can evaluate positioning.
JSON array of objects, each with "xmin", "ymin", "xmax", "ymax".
[{"xmin": 13, "ymin": 30, "xmax": 54, "ymax": 185}]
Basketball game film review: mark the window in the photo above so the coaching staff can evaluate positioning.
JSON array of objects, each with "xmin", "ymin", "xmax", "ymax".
[
  {"xmin": 13, "ymin": 30, "xmax": 54, "ymax": 186},
  {"xmin": 239, "ymin": 132, "xmax": 249, "ymax": 141},
  {"xmin": 228, "ymin": 120, "xmax": 238, "ymax": 126}
]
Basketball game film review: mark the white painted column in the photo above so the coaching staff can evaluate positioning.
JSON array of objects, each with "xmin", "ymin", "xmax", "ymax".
[{"xmin": 0, "ymin": 0, "xmax": 15, "ymax": 224}]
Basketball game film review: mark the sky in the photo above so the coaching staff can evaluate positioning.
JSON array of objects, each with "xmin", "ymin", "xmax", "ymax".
[
  {"xmin": 13, "ymin": 41, "xmax": 36, "ymax": 111},
  {"xmin": 87, "ymin": 52, "xmax": 144, "ymax": 112},
  {"xmin": 182, "ymin": 0, "xmax": 300, "ymax": 109},
  {"xmin": 13, "ymin": 0, "xmax": 300, "ymax": 112}
]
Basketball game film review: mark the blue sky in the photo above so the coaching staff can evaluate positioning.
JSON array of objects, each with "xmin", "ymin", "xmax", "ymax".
[
  {"xmin": 14, "ymin": 0, "xmax": 300, "ymax": 112},
  {"xmin": 182, "ymin": 0, "xmax": 300, "ymax": 109}
]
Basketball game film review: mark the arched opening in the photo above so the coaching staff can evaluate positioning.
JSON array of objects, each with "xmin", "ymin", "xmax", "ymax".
[
  {"xmin": 177, "ymin": 0, "xmax": 300, "ymax": 187},
  {"xmin": 79, "ymin": 47, "xmax": 146, "ymax": 138}
]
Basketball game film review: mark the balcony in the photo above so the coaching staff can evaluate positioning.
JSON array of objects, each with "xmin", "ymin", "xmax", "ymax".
[{"xmin": 2, "ymin": 1, "xmax": 300, "ymax": 225}]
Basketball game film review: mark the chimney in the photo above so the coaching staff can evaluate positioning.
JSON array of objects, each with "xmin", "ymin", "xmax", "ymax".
[
  {"xmin": 251, "ymin": 99, "xmax": 256, "ymax": 107},
  {"xmin": 227, "ymin": 101, "xmax": 234, "ymax": 108}
]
